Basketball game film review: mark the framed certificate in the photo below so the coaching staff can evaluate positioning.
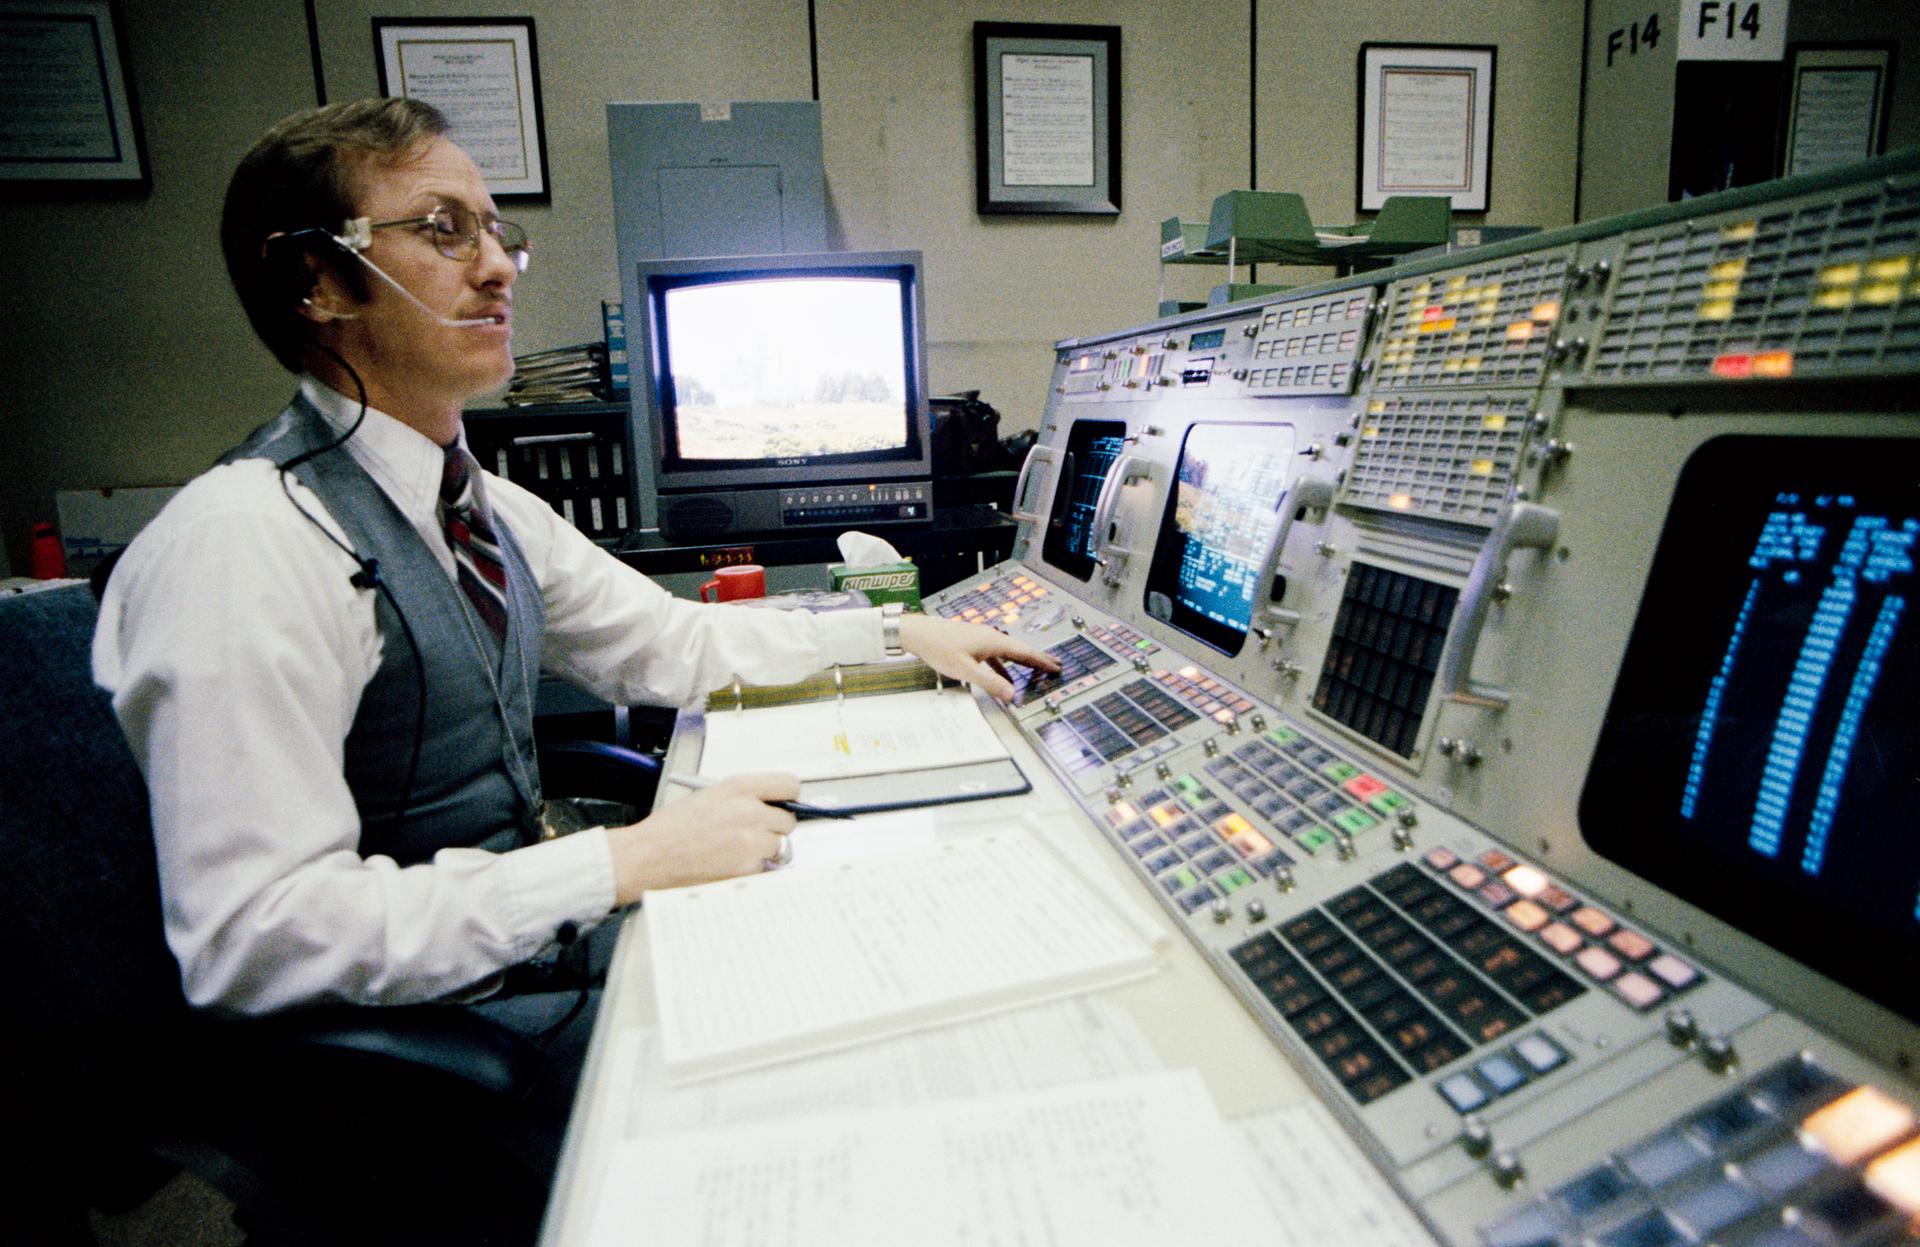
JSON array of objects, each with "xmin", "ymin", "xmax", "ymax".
[
  {"xmin": 1357, "ymin": 43, "xmax": 1495, "ymax": 213},
  {"xmin": 0, "ymin": 0, "xmax": 148, "ymax": 185},
  {"xmin": 1784, "ymin": 43, "xmax": 1895, "ymax": 178},
  {"xmin": 973, "ymin": 22, "xmax": 1121, "ymax": 216},
  {"xmin": 375, "ymin": 17, "xmax": 551, "ymax": 202}
]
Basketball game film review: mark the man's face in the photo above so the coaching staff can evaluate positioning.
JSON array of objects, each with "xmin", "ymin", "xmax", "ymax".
[{"xmin": 331, "ymin": 136, "xmax": 518, "ymax": 413}]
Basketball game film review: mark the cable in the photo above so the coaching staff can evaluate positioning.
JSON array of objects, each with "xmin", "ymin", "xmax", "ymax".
[{"xmin": 274, "ymin": 343, "xmax": 428, "ymax": 823}]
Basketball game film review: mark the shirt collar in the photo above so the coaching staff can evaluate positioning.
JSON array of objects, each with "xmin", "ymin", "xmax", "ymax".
[{"xmin": 299, "ymin": 375, "xmax": 467, "ymax": 522}]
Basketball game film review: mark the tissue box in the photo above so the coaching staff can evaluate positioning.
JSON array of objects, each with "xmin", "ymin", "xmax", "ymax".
[{"xmin": 829, "ymin": 559, "xmax": 920, "ymax": 610}]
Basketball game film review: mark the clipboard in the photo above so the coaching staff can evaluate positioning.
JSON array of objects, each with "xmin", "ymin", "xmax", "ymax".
[{"xmin": 793, "ymin": 756, "xmax": 1032, "ymax": 815}]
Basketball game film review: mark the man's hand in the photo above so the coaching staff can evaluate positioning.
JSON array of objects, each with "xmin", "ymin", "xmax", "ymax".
[
  {"xmin": 605, "ymin": 772, "xmax": 797, "ymax": 905},
  {"xmin": 896, "ymin": 612, "xmax": 1061, "ymax": 702}
]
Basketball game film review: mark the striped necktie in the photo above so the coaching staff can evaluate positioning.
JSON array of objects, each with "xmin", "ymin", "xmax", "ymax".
[{"xmin": 439, "ymin": 445, "xmax": 509, "ymax": 640}]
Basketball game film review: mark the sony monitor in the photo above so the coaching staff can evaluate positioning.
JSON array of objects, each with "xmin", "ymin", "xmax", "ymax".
[{"xmin": 629, "ymin": 251, "xmax": 934, "ymax": 540}]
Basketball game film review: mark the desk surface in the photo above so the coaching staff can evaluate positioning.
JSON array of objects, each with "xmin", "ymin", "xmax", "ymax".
[{"xmin": 536, "ymin": 688, "xmax": 1319, "ymax": 1246}]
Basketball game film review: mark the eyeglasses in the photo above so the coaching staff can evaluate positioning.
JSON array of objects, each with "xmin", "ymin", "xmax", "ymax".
[{"xmin": 357, "ymin": 204, "xmax": 531, "ymax": 272}]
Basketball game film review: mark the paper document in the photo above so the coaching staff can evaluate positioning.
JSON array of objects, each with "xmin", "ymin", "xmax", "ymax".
[
  {"xmin": 698, "ymin": 687, "xmax": 1010, "ymax": 781},
  {"xmin": 1234, "ymin": 1103, "xmax": 1442, "ymax": 1247},
  {"xmin": 784, "ymin": 807, "xmax": 938, "ymax": 869},
  {"xmin": 584, "ymin": 1069, "xmax": 1287, "ymax": 1247},
  {"xmin": 616, "ymin": 997, "xmax": 1163, "ymax": 1137},
  {"xmin": 646, "ymin": 829, "xmax": 1165, "ymax": 1081}
]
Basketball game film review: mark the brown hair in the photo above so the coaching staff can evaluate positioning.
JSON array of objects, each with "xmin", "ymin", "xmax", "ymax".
[{"xmin": 221, "ymin": 98, "xmax": 449, "ymax": 372}]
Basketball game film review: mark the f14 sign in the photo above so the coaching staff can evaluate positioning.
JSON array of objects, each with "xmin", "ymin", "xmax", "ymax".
[{"xmin": 1679, "ymin": 0, "xmax": 1790, "ymax": 61}]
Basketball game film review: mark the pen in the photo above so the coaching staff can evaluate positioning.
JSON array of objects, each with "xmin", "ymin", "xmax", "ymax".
[{"xmin": 665, "ymin": 773, "xmax": 857, "ymax": 821}]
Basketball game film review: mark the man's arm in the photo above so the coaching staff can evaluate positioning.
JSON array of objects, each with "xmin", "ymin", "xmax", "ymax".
[{"xmin": 95, "ymin": 466, "xmax": 619, "ymax": 1014}]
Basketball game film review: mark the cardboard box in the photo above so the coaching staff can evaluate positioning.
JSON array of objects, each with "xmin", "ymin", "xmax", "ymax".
[{"xmin": 829, "ymin": 559, "xmax": 921, "ymax": 610}]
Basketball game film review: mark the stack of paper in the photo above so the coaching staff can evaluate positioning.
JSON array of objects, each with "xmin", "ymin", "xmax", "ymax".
[
  {"xmin": 696, "ymin": 686, "xmax": 1011, "ymax": 782},
  {"xmin": 645, "ymin": 829, "xmax": 1164, "ymax": 1082},
  {"xmin": 584, "ymin": 1069, "xmax": 1290, "ymax": 1247}
]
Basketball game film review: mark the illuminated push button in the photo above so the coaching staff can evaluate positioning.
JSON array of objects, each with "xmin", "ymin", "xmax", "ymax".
[
  {"xmin": 1345, "ymin": 774, "xmax": 1389, "ymax": 801},
  {"xmin": 1503, "ymin": 864, "xmax": 1550, "ymax": 898},
  {"xmin": 1648, "ymin": 953, "xmax": 1699, "ymax": 990},
  {"xmin": 1802, "ymin": 1086, "xmax": 1919, "ymax": 1166},
  {"xmin": 1535, "ymin": 884, "xmax": 1579, "ymax": 913},
  {"xmin": 1609, "ymin": 929, "xmax": 1657, "ymax": 962},
  {"xmin": 1104, "ymin": 800, "xmax": 1139, "ymax": 828},
  {"xmin": 1505, "ymin": 899, "xmax": 1551, "ymax": 933},
  {"xmin": 1576, "ymin": 947, "xmax": 1624, "ymax": 981},
  {"xmin": 1424, "ymin": 847, "xmax": 1460, "ymax": 871},
  {"xmin": 1475, "ymin": 1054, "xmax": 1528, "ymax": 1096},
  {"xmin": 1513, "ymin": 1033, "xmax": 1567, "ymax": 1075},
  {"xmin": 1538, "ymin": 923, "xmax": 1585, "ymax": 956},
  {"xmin": 1438, "ymin": 1072, "xmax": 1490, "ymax": 1113},
  {"xmin": 1612, "ymin": 971, "xmax": 1666, "ymax": 1011},
  {"xmin": 1449, "ymin": 863, "xmax": 1488, "ymax": 890},
  {"xmin": 1865, "ymin": 1137, "xmax": 1920, "ymax": 1217},
  {"xmin": 1479, "ymin": 880, "xmax": 1518, "ymax": 908},
  {"xmin": 1571, "ymin": 906, "xmax": 1617, "ymax": 938},
  {"xmin": 1478, "ymin": 848, "xmax": 1516, "ymax": 873}
]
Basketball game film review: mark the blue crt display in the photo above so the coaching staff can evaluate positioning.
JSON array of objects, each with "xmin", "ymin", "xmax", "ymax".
[
  {"xmin": 1168, "ymin": 423, "xmax": 1296, "ymax": 635},
  {"xmin": 1581, "ymin": 437, "xmax": 1919, "ymax": 1024}
]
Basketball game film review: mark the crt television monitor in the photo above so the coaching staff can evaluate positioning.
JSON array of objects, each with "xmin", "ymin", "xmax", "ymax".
[
  {"xmin": 630, "ymin": 251, "xmax": 934, "ymax": 531},
  {"xmin": 1581, "ymin": 435, "xmax": 1918, "ymax": 1024},
  {"xmin": 1142, "ymin": 421, "xmax": 1298, "ymax": 657}
]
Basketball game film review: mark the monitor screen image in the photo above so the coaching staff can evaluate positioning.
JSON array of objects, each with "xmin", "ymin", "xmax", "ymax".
[
  {"xmin": 659, "ymin": 274, "xmax": 911, "ymax": 463},
  {"xmin": 1143, "ymin": 422, "xmax": 1296, "ymax": 656},
  {"xmin": 1581, "ymin": 435, "xmax": 1918, "ymax": 1023},
  {"xmin": 1041, "ymin": 418, "xmax": 1128, "ymax": 583}
]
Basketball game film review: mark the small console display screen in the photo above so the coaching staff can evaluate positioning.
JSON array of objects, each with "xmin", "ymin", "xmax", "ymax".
[
  {"xmin": 1581, "ymin": 436, "xmax": 1918, "ymax": 1023},
  {"xmin": 1143, "ymin": 422, "xmax": 1295, "ymax": 656},
  {"xmin": 1041, "ymin": 419, "xmax": 1128, "ymax": 582}
]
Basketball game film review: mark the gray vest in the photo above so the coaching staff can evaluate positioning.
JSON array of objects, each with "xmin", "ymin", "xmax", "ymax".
[{"xmin": 221, "ymin": 394, "xmax": 545, "ymax": 863}]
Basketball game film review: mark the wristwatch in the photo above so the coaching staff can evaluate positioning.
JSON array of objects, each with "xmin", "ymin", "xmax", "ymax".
[{"xmin": 880, "ymin": 601, "xmax": 905, "ymax": 657}]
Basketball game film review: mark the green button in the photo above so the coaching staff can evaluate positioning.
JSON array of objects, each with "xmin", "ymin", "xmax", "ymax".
[
  {"xmin": 1168, "ymin": 865, "xmax": 1200, "ymax": 890},
  {"xmin": 1266, "ymin": 726, "xmax": 1300, "ymax": 746},
  {"xmin": 1216, "ymin": 867, "xmax": 1256, "ymax": 895},
  {"xmin": 1295, "ymin": 827, "xmax": 1335, "ymax": 856},
  {"xmin": 1173, "ymin": 773, "xmax": 1202, "ymax": 794},
  {"xmin": 1370, "ymin": 791, "xmax": 1411, "ymax": 814},
  {"xmin": 1334, "ymin": 807, "xmax": 1380, "ymax": 834},
  {"xmin": 1322, "ymin": 761, "xmax": 1361, "ymax": 782},
  {"xmin": 1135, "ymin": 639, "xmax": 1154, "ymax": 650}
]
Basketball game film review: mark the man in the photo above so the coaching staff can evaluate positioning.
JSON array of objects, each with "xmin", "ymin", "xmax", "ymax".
[{"xmin": 93, "ymin": 97, "xmax": 1055, "ymax": 1221}]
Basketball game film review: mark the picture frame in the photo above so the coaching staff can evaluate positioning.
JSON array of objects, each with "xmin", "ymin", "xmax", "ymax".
[
  {"xmin": 0, "ymin": 0, "xmax": 149, "ymax": 186},
  {"xmin": 1357, "ymin": 43, "xmax": 1495, "ymax": 214},
  {"xmin": 375, "ymin": 16, "xmax": 551, "ymax": 202},
  {"xmin": 1783, "ymin": 43, "xmax": 1895, "ymax": 178},
  {"xmin": 973, "ymin": 21, "xmax": 1120, "ymax": 216}
]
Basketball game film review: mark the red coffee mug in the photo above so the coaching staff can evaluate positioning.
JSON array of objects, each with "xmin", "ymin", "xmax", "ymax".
[{"xmin": 700, "ymin": 564, "xmax": 766, "ymax": 603}]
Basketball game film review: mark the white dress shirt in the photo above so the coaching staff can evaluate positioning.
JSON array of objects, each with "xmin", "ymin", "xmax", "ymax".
[{"xmin": 94, "ymin": 377, "xmax": 884, "ymax": 1014}]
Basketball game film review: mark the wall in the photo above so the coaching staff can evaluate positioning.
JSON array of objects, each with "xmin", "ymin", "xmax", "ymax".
[
  {"xmin": 3, "ymin": 1, "xmax": 1593, "ymax": 571},
  {"xmin": 1580, "ymin": 0, "xmax": 1920, "ymax": 221}
]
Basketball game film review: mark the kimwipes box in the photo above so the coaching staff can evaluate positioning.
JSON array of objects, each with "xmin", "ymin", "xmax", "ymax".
[{"xmin": 829, "ymin": 559, "xmax": 920, "ymax": 610}]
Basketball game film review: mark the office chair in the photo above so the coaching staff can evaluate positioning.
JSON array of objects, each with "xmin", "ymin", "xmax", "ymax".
[{"xmin": 0, "ymin": 583, "xmax": 654, "ymax": 1246}]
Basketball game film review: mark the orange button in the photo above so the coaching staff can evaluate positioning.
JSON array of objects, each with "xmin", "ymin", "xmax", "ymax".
[
  {"xmin": 1505, "ymin": 900, "xmax": 1550, "ymax": 933},
  {"xmin": 1804, "ymin": 1087, "xmax": 1918, "ymax": 1165},
  {"xmin": 1503, "ymin": 865, "xmax": 1549, "ymax": 898},
  {"xmin": 1571, "ymin": 906, "xmax": 1616, "ymax": 938},
  {"xmin": 1538, "ymin": 923, "xmax": 1584, "ymax": 956},
  {"xmin": 1608, "ymin": 929, "xmax": 1656, "ymax": 962},
  {"xmin": 1449, "ymin": 863, "xmax": 1487, "ymax": 890},
  {"xmin": 1215, "ymin": 812, "xmax": 1254, "ymax": 837},
  {"xmin": 1866, "ymin": 1136, "xmax": 1920, "ymax": 1216}
]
